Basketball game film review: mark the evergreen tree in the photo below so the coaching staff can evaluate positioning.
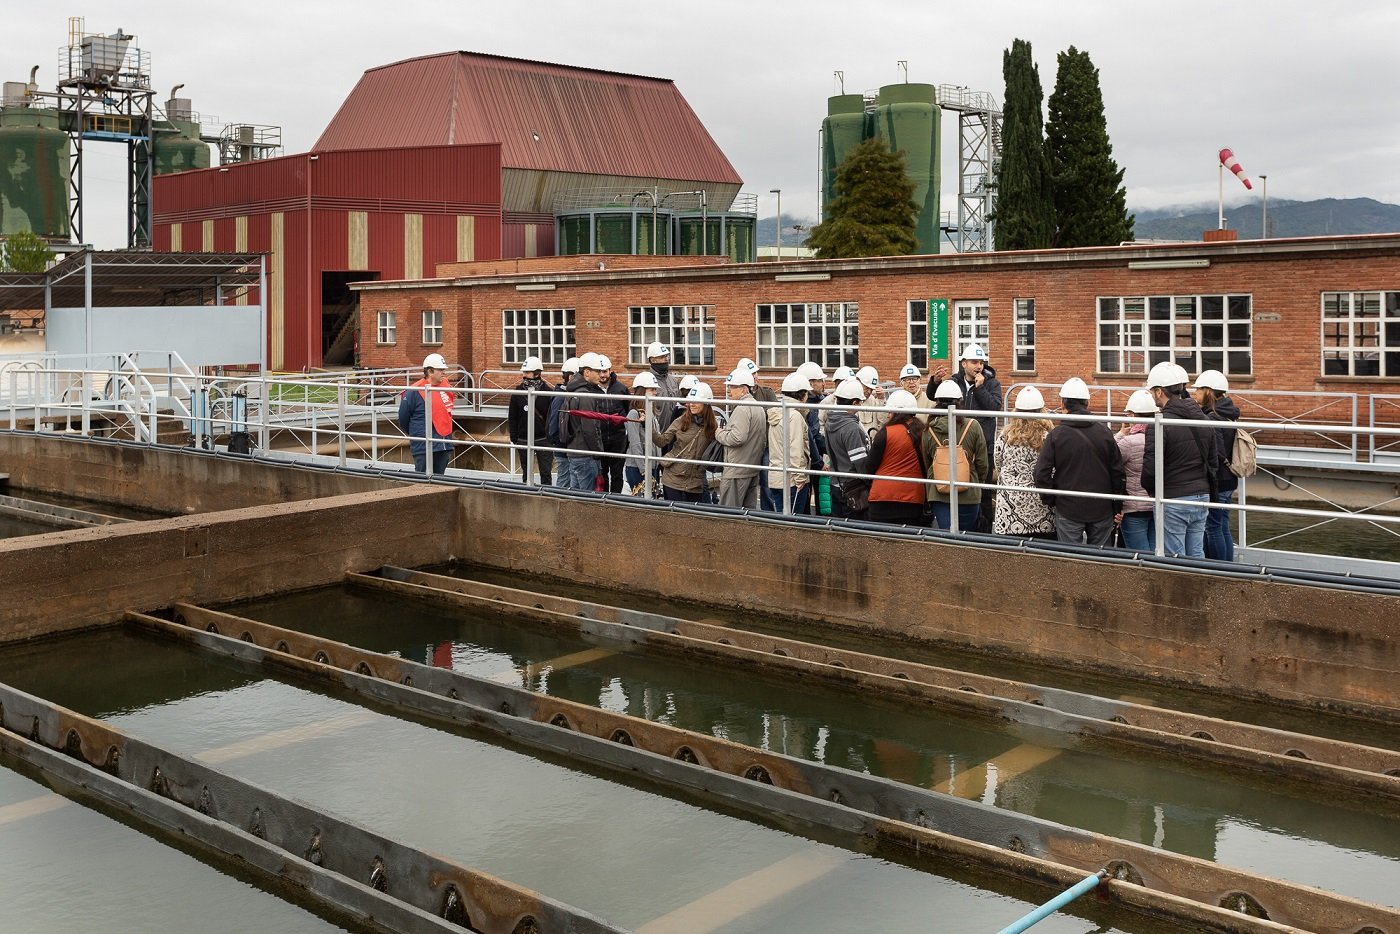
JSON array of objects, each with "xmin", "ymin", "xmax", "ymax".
[
  {"xmin": 0, "ymin": 230, "xmax": 54, "ymax": 273},
  {"xmin": 1046, "ymin": 46, "xmax": 1134, "ymax": 246},
  {"xmin": 996, "ymin": 38, "xmax": 1055, "ymax": 251},
  {"xmin": 807, "ymin": 137, "xmax": 918, "ymax": 258}
]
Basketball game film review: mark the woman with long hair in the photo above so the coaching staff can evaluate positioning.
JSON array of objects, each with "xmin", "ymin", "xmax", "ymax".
[
  {"xmin": 865, "ymin": 390, "xmax": 933, "ymax": 526},
  {"xmin": 992, "ymin": 386, "xmax": 1054, "ymax": 538},
  {"xmin": 651, "ymin": 382, "xmax": 717, "ymax": 503}
]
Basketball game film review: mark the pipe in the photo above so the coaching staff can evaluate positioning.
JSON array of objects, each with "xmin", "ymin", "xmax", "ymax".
[{"xmin": 996, "ymin": 871, "xmax": 1106, "ymax": 934}]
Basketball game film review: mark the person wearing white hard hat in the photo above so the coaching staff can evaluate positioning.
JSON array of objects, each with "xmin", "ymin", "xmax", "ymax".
[
  {"xmin": 824, "ymin": 377, "xmax": 871, "ymax": 519},
  {"xmin": 507, "ymin": 355, "xmax": 553, "ymax": 485},
  {"xmin": 596, "ymin": 354, "xmax": 631, "ymax": 494},
  {"xmin": 714, "ymin": 368, "xmax": 768, "ymax": 509},
  {"xmin": 558, "ymin": 352, "xmax": 610, "ymax": 492},
  {"xmin": 855, "ymin": 365, "xmax": 889, "ymax": 438},
  {"xmin": 926, "ymin": 380, "xmax": 989, "ymax": 530},
  {"xmin": 624, "ymin": 372, "xmax": 661, "ymax": 495},
  {"xmin": 765, "ymin": 372, "xmax": 813, "ymax": 513},
  {"xmin": 1033, "ymin": 378, "xmax": 1126, "ymax": 547},
  {"xmin": 898, "ymin": 364, "xmax": 932, "ymax": 424},
  {"xmin": 650, "ymin": 380, "xmax": 717, "ymax": 502},
  {"xmin": 1114, "ymin": 389, "xmax": 1160, "ymax": 552},
  {"xmin": 547, "ymin": 356, "xmax": 581, "ymax": 485},
  {"xmin": 795, "ymin": 361, "xmax": 830, "ymax": 477},
  {"xmin": 645, "ymin": 340, "xmax": 684, "ymax": 419},
  {"xmin": 1192, "ymin": 369, "xmax": 1240, "ymax": 561},
  {"xmin": 991, "ymin": 386, "xmax": 1055, "ymax": 539},
  {"xmin": 1142, "ymin": 360, "xmax": 1218, "ymax": 558},
  {"xmin": 397, "ymin": 353, "xmax": 455, "ymax": 474},
  {"xmin": 866, "ymin": 389, "xmax": 934, "ymax": 527},
  {"xmin": 940, "ymin": 343, "xmax": 1003, "ymax": 529}
]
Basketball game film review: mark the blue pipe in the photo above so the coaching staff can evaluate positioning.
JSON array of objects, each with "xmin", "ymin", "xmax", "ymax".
[{"xmin": 996, "ymin": 871, "xmax": 1107, "ymax": 934}]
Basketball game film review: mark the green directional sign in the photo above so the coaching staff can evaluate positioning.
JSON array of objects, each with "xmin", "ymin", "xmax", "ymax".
[{"xmin": 927, "ymin": 298, "xmax": 950, "ymax": 362}]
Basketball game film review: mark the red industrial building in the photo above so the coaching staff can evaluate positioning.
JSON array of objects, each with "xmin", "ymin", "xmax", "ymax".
[{"xmin": 152, "ymin": 51, "xmax": 742, "ymax": 370}]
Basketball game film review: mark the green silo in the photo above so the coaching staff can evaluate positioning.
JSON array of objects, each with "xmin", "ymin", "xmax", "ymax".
[
  {"xmin": 153, "ymin": 119, "xmax": 210, "ymax": 175},
  {"xmin": 0, "ymin": 106, "xmax": 71, "ymax": 239},
  {"xmin": 821, "ymin": 94, "xmax": 867, "ymax": 212},
  {"xmin": 874, "ymin": 83, "xmax": 940, "ymax": 254}
]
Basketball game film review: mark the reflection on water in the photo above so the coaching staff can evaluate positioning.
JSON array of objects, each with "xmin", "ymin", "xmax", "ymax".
[{"xmin": 1239, "ymin": 505, "xmax": 1400, "ymax": 562}]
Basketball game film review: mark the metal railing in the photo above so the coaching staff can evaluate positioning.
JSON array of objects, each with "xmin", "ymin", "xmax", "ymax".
[{"xmin": 6, "ymin": 365, "xmax": 1400, "ymax": 569}]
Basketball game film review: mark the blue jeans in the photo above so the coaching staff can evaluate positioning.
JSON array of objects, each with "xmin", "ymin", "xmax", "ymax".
[
  {"xmin": 1205, "ymin": 489, "xmax": 1236, "ymax": 562},
  {"xmin": 569, "ymin": 455, "xmax": 600, "ymax": 492},
  {"xmin": 1161, "ymin": 493, "xmax": 1209, "ymax": 558},
  {"xmin": 1119, "ymin": 511, "xmax": 1154, "ymax": 552},
  {"xmin": 767, "ymin": 485, "xmax": 810, "ymax": 514},
  {"xmin": 412, "ymin": 448, "xmax": 450, "ymax": 475},
  {"xmin": 931, "ymin": 502, "xmax": 981, "ymax": 531}
]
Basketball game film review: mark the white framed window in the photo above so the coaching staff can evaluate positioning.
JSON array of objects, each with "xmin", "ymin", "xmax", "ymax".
[
  {"xmin": 1097, "ymin": 294, "xmax": 1252, "ymax": 375},
  {"xmin": 376, "ymin": 311, "xmax": 396, "ymax": 345},
  {"xmin": 502, "ymin": 307, "xmax": 576, "ymax": 365},
  {"xmin": 954, "ymin": 300, "xmax": 989, "ymax": 357},
  {"xmin": 907, "ymin": 300, "xmax": 929, "ymax": 370},
  {"xmin": 421, "ymin": 309, "xmax": 443, "ymax": 345},
  {"xmin": 1012, "ymin": 299, "xmax": 1036, "ymax": 371},
  {"xmin": 755, "ymin": 302, "xmax": 858, "ymax": 370},
  {"xmin": 1322, "ymin": 291, "xmax": 1400, "ymax": 377},
  {"xmin": 628, "ymin": 306, "xmax": 715, "ymax": 367}
]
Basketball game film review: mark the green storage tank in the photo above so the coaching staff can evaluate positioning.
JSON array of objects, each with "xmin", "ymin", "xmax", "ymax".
[
  {"xmin": 821, "ymin": 94, "xmax": 868, "ymax": 213},
  {"xmin": 875, "ymin": 83, "xmax": 940, "ymax": 254},
  {"xmin": 153, "ymin": 118, "xmax": 210, "ymax": 175},
  {"xmin": 724, "ymin": 214, "xmax": 755, "ymax": 263},
  {"xmin": 0, "ymin": 106, "xmax": 71, "ymax": 239},
  {"xmin": 554, "ymin": 208, "xmax": 675, "ymax": 256},
  {"xmin": 676, "ymin": 213, "xmax": 754, "ymax": 263}
]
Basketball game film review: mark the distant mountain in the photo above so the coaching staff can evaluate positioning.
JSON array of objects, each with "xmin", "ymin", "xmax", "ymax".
[
  {"xmin": 757, "ymin": 214, "xmax": 818, "ymax": 248},
  {"xmin": 1130, "ymin": 197, "xmax": 1400, "ymax": 241}
]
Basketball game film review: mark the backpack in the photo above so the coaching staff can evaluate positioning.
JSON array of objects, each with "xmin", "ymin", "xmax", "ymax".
[
  {"xmin": 1229, "ymin": 427, "xmax": 1259, "ymax": 478},
  {"xmin": 931, "ymin": 421, "xmax": 975, "ymax": 495}
]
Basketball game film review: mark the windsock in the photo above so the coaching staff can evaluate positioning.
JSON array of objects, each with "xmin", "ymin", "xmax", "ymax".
[{"xmin": 1219, "ymin": 148, "xmax": 1253, "ymax": 190}]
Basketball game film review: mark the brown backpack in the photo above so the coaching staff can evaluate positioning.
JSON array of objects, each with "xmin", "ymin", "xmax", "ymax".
[{"xmin": 931, "ymin": 421, "xmax": 975, "ymax": 495}]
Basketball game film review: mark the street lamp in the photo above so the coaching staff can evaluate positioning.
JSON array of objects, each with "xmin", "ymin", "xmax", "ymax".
[{"xmin": 770, "ymin": 188, "xmax": 781, "ymax": 261}]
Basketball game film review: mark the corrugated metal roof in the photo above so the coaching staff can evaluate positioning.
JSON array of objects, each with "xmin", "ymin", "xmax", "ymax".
[{"xmin": 314, "ymin": 51, "xmax": 742, "ymax": 187}]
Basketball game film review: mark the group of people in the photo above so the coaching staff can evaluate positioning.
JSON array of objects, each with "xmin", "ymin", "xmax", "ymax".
[{"xmin": 484, "ymin": 341, "xmax": 1244, "ymax": 560}]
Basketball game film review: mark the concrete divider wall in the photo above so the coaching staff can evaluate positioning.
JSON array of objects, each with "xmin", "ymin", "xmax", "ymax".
[{"xmin": 457, "ymin": 488, "xmax": 1400, "ymax": 720}]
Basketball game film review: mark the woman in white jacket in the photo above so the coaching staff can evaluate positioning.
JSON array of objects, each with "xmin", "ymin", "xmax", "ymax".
[{"xmin": 766, "ymin": 371, "xmax": 812, "ymax": 513}]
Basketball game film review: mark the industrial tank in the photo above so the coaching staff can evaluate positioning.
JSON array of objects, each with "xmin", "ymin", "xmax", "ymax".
[
  {"xmin": 0, "ymin": 106, "xmax": 71, "ymax": 239},
  {"xmin": 153, "ymin": 118, "xmax": 210, "ymax": 175},
  {"xmin": 554, "ymin": 207, "xmax": 674, "ymax": 256},
  {"xmin": 821, "ymin": 94, "xmax": 867, "ymax": 209},
  {"xmin": 874, "ymin": 83, "xmax": 940, "ymax": 254},
  {"xmin": 675, "ymin": 212, "xmax": 755, "ymax": 263}
]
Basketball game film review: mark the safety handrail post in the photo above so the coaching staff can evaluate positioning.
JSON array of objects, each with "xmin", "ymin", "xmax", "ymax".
[
  {"xmin": 948, "ymin": 407, "xmax": 960, "ymax": 534},
  {"xmin": 780, "ymin": 394, "xmax": 791, "ymax": 514},
  {"xmin": 337, "ymin": 380, "xmax": 348, "ymax": 467},
  {"xmin": 525, "ymin": 385, "xmax": 537, "ymax": 487},
  {"xmin": 1152, "ymin": 412, "xmax": 1166, "ymax": 557}
]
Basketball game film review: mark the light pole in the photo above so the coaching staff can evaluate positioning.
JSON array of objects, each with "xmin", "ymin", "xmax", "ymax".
[
  {"xmin": 770, "ymin": 188, "xmax": 781, "ymax": 260},
  {"xmin": 1260, "ymin": 175, "xmax": 1269, "ymax": 239}
]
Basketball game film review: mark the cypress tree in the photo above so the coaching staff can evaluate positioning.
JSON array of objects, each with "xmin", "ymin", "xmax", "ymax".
[
  {"xmin": 995, "ymin": 38, "xmax": 1055, "ymax": 251},
  {"xmin": 1046, "ymin": 46, "xmax": 1134, "ymax": 246},
  {"xmin": 807, "ymin": 137, "xmax": 919, "ymax": 258}
]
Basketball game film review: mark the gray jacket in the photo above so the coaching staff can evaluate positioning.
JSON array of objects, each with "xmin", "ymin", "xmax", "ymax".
[{"xmin": 825, "ymin": 407, "xmax": 870, "ymax": 498}]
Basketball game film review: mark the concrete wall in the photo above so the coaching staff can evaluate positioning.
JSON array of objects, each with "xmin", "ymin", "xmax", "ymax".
[{"xmin": 457, "ymin": 487, "xmax": 1400, "ymax": 721}]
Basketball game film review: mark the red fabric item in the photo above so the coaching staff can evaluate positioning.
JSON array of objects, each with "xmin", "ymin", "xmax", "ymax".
[
  {"xmin": 413, "ymin": 378, "xmax": 455, "ymax": 435},
  {"xmin": 870, "ymin": 425, "xmax": 925, "ymax": 505},
  {"xmin": 565, "ymin": 408, "xmax": 628, "ymax": 426}
]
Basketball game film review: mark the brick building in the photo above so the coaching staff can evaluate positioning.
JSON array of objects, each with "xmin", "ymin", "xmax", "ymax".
[{"xmin": 353, "ymin": 233, "xmax": 1400, "ymax": 408}]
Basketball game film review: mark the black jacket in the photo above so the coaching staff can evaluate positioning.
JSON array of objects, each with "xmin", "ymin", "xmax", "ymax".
[
  {"xmin": 1205, "ymin": 395, "xmax": 1241, "ymax": 494},
  {"xmin": 1033, "ymin": 412, "xmax": 1126, "ymax": 522},
  {"xmin": 599, "ymin": 373, "xmax": 631, "ymax": 452},
  {"xmin": 507, "ymin": 376, "xmax": 551, "ymax": 445},
  {"xmin": 562, "ymin": 375, "xmax": 607, "ymax": 454},
  {"xmin": 1142, "ymin": 395, "xmax": 1218, "ymax": 499},
  {"xmin": 950, "ymin": 363, "xmax": 1002, "ymax": 472}
]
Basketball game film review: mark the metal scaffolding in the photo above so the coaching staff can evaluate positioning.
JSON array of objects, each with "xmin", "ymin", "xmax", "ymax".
[{"xmin": 936, "ymin": 85, "xmax": 1002, "ymax": 253}]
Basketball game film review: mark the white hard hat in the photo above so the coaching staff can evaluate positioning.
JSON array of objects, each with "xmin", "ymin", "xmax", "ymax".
[
  {"xmin": 796, "ymin": 361, "xmax": 826, "ymax": 382},
  {"xmin": 646, "ymin": 341, "xmax": 671, "ymax": 359},
  {"xmin": 520, "ymin": 355, "xmax": 543, "ymax": 373},
  {"xmin": 561, "ymin": 356, "xmax": 581, "ymax": 375},
  {"xmin": 725, "ymin": 368, "xmax": 755, "ymax": 388},
  {"xmin": 1126, "ymin": 389, "xmax": 1159, "ymax": 415},
  {"xmin": 686, "ymin": 381, "xmax": 714, "ymax": 401},
  {"xmin": 899, "ymin": 364, "xmax": 921, "ymax": 380},
  {"xmin": 934, "ymin": 379, "xmax": 963, "ymax": 401},
  {"xmin": 596, "ymin": 354, "xmax": 613, "ymax": 371},
  {"xmin": 959, "ymin": 343, "xmax": 989, "ymax": 362},
  {"xmin": 855, "ymin": 365, "xmax": 880, "ymax": 389},
  {"xmin": 832, "ymin": 365, "xmax": 856, "ymax": 383},
  {"xmin": 578, "ymin": 352, "xmax": 604, "ymax": 372},
  {"xmin": 886, "ymin": 389, "xmax": 917, "ymax": 411},
  {"xmin": 422, "ymin": 353, "xmax": 448, "ymax": 370},
  {"xmin": 1192, "ymin": 369, "xmax": 1230, "ymax": 393},
  {"xmin": 737, "ymin": 357, "xmax": 759, "ymax": 374},
  {"xmin": 833, "ymin": 377, "xmax": 865, "ymax": 401},
  {"xmin": 632, "ymin": 372, "xmax": 660, "ymax": 390},
  {"xmin": 1059, "ymin": 377, "xmax": 1091, "ymax": 401},
  {"xmin": 678, "ymin": 374, "xmax": 700, "ymax": 391},
  {"xmin": 1145, "ymin": 361, "xmax": 1190, "ymax": 390},
  {"xmin": 1014, "ymin": 386, "xmax": 1046, "ymax": 411},
  {"xmin": 780, "ymin": 372, "xmax": 812, "ymax": 394}
]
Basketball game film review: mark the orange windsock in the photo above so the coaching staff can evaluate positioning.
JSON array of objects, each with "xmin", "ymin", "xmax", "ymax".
[{"xmin": 1219, "ymin": 148, "xmax": 1253, "ymax": 191}]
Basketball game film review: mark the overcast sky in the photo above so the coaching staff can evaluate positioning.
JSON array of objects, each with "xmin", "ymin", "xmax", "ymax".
[{"xmin": 9, "ymin": 1, "xmax": 1400, "ymax": 247}]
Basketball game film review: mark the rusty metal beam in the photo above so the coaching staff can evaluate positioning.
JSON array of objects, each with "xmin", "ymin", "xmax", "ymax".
[
  {"xmin": 0, "ymin": 681, "xmax": 623, "ymax": 934},
  {"xmin": 133, "ymin": 605, "xmax": 1399, "ymax": 934},
  {"xmin": 358, "ymin": 568, "xmax": 1400, "ymax": 802}
]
